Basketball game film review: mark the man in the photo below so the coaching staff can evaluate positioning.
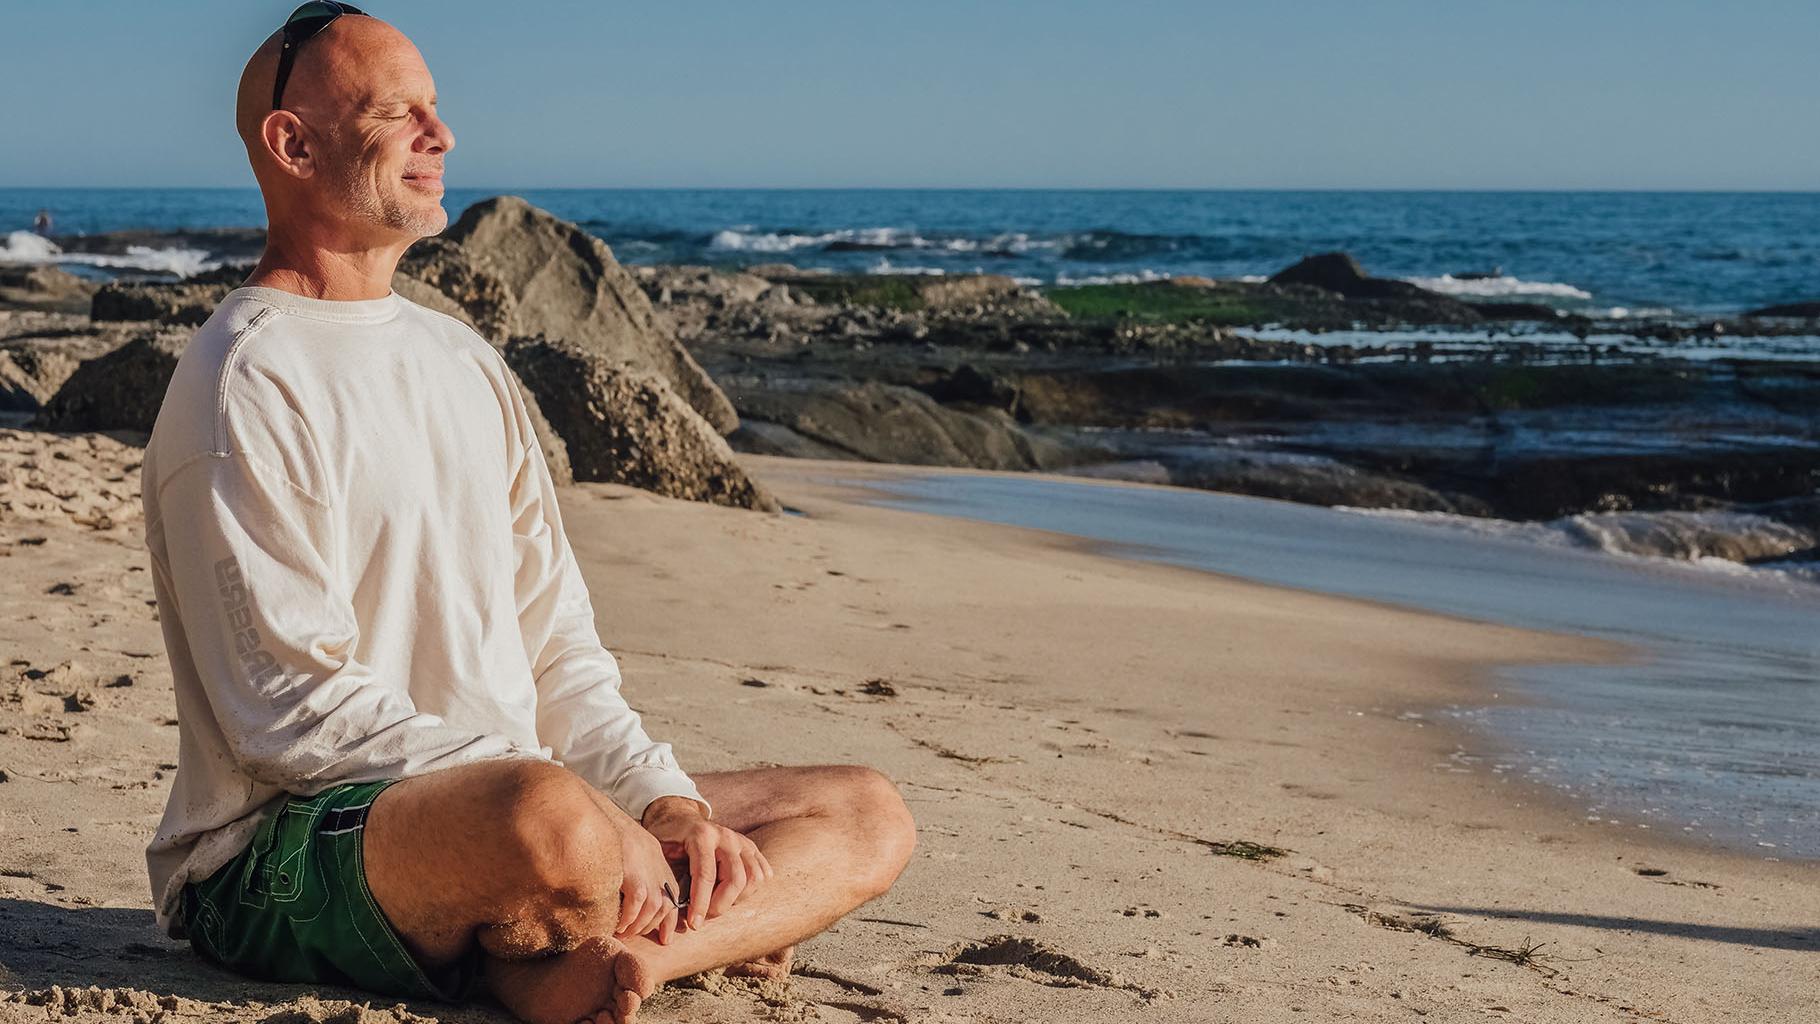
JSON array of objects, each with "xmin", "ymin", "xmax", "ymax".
[{"xmin": 141, "ymin": 6, "xmax": 915, "ymax": 1023}]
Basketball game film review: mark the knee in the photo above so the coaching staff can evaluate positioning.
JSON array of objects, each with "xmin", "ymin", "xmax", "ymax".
[
  {"xmin": 489, "ymin": 760, "xmax": 622, "ymax": 905},
  {"xmin": 827, "ymin": 766, "xmax": 916, "ymax": 899}
]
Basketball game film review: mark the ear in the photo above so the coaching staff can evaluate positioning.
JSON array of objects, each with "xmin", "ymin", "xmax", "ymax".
[{"xmin": 260, "ymin": 110, "xmax": 317, "ymax": 180}]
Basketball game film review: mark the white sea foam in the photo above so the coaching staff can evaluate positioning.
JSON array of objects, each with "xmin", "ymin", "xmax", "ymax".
[
  {"xmin": 866, "ymin": 259, "xmax": 948, "ymax": 276},
  {"xmin": 1, "ymin": 230, "xmax": 218, "ymax": 278},
  {"xmin": 1406, "ymin": 273, "xmax": 1593, "ymax": 302},
  {"xmin": 709, "ymin": 226, "xmax": 1059, "ymax": 256},
  {"xmin": 1052, "ymin": 269, "xmax": 1174, "ymax": 286},
  {"xmin": 710, "ymin": 229, "xmax": 833, "ymax": 253},
  {"xmin": 0, "ymin": 231, "xmax": 60, "ymax": 262},
  {"xmin": 1340, "ymin": 506, "xmax": 1815, "ymax": 577}
]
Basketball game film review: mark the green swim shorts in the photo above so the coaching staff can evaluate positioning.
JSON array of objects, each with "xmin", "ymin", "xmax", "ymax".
[{"xmin": 179, "ymin": 779, "xmax": 480, "ymax": 1001}]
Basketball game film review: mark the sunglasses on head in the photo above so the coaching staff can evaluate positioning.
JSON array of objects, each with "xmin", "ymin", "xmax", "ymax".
[{"xmin": 271, "ymin": 1, "xmax": 368, "ymax": 111}]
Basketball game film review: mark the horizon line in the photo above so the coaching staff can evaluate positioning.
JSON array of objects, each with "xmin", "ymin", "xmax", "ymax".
[{"xmin": 4, "ymin": 185, "xmax": 1820, "ymax": 195}]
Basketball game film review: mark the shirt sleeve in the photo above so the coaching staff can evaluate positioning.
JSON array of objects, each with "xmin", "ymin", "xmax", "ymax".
[
  {"xmin": 153, "ymin": 451, "xmax": 542, "ymax": 792},
  {"xmin": 508, "ymin": 433, "xmax": 710, "ymax": 821}
]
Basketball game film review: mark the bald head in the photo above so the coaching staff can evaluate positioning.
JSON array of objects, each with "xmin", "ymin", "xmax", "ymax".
[{"xmin": 237, "ymin": 14, "xmax": 454, "ymax": 249}]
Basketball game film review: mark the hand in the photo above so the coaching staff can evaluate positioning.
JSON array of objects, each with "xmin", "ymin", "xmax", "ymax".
[
  {"xmin": 602, "ymin": 803, "xmax": 683, "ymax": 945},
  {"xmin": 641, "ymin": 796, "xmax": 773, "ymax": 932}
]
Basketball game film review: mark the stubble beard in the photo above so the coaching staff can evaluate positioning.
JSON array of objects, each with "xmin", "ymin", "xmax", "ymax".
[{"xmin": 324, "ymin": 137, "xmax": 447, "ymax": 239}]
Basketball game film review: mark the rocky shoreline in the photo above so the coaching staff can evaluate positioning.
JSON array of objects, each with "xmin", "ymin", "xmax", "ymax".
[{"xmin": 4, "ymin": 199, "xmax": 1818, "ymax": 574}]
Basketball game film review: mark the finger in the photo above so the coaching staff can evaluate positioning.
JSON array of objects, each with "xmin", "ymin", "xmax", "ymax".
[
  {"xmin": 633, "ymin": 888, "xmax": 668, "ymax": 939},
  {"xmin": 749, "ymin": 840, "xmax": 774, "ymax": 883},
  {"xmin": 710, "ymin": 846, "xmax": 748, "ymax": 918},
  {"xmin": 688, "ymin": 840, "xmax": 717, "ymax": 930},
  {"xmin": 616, "ymin": 886, "xmax": 644, "ymax": 937},
  {"xmin": 657, "ymin": 900, "xmax": 678, "ymax": 945},
  {"xmin": 741, "ymin": 848, "xmax": 767, "ymax": 897}
]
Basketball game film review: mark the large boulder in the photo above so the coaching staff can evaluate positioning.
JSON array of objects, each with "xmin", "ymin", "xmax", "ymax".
[
  {"xmin": 37, "ymin": 329, "xmax": 188, "ymax": 432},
  {"xmin": 724, "ymin": 378, "xmax": 1075, "ymax": 471},
  {"xmin": 435, "ymin": 197, "xmax": 739, "ymax": 434},
  {"xmin": 396, "ymin": 237, "xmax": 515, "ymax": 338},
  {"xmin": 505, "ymin": 336, "xmax": 776, "ymax": 512}
]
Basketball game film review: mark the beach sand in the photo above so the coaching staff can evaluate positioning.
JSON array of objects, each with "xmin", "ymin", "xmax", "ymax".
[{"xmin": 1, "ymin": 433, "xmax": 1814, "ymax": 1023}]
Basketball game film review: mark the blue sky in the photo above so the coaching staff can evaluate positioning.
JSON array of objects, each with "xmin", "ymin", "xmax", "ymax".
[{"xmin": 2, "ymin": 1, "xmax": 1816, "ymax": 190}]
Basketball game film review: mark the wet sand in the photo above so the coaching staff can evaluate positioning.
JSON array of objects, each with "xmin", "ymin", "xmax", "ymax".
[{"xmin": 1, "ymin": 435, "xmax": 1815, "ymax": 1022}]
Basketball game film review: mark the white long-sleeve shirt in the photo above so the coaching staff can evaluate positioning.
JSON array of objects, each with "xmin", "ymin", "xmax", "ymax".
[{"xmin": 141, "ymin": 286, "xmax": 705, "ymax": 936}]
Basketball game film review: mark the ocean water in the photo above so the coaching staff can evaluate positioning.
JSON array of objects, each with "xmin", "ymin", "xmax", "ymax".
[
  {"xmin": 858, "ymin": 472, "xmax": 1820, "ymax": 860},
  {"xmin": 4, "ymin": 188, "xmax": 1819, "ymax": 317}
]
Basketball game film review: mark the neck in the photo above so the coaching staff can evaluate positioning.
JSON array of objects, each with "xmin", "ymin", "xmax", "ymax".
[{"xmin": 245, "ymin": 215, "xmax": 413, "ymax": 301}]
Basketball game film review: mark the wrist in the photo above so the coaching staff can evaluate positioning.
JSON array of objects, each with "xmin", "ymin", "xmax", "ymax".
[{"xmin": 641, "ymin": 795, "xmax": 708, "ymax": 828}]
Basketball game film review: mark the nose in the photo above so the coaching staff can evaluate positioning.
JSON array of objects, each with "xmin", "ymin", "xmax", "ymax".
[{"xmin": 417, "ymin": 108, "xmax": 455, "ymax": 155}]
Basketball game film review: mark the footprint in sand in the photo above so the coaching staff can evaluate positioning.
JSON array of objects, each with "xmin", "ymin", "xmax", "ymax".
[{"xmin": 933, "ymin": 934, "xmax": 1155, "ymax": 998}]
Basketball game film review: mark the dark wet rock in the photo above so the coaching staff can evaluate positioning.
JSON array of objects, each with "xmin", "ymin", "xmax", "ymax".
[
  {"xmin": 0, "ymin": 265, "xmax": 95, "ymax": 314},
  {"xmin": 1747, "ymin": 301, "xmax": 1820, "ymax": 319},
  {"xmin": 90, "ymin": 281, "xmax": 233, "ymax": 325},
  {"xmin": 1469, "ymin": 301, "xmax": 1563, "ymax": 321},
  {"xmin": 504, "ymin": 336, "xmax": 775, "ymax": 511},
  {"xmin": 37, "ymin": 329, "xmax": 189, "ymax": 432},
  {"xmin": 1166, "ymin": 450, "xmax": 1478, "ymax": 514},
  {"xmin": 0, "ymin": 351, "xmax": 41, "ymax": 412},
  {"xmin": 1269, "ymin": 252, "xmax": 1432, "ymax": 301},
  {"xmin": 439, "ymin": 197, "xmax": 739, "ymax": 434},
  {"xmin": 724, "ymin": 378, "xmax": 1077, "ymax": 471},
  {"xmin": 727, "ymin": 420, "xmax": 858, "ymax": 461},
  {"xmin": 513, "ymin": 380, "xmax": 573, "ymax": 488},
  {"xmin": 911, "ymin": 363, "xmax": 1023, "ymax": 416}
]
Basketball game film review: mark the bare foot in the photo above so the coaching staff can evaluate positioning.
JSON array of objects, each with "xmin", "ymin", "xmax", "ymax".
[
  {"xmin": 487, "ymin": 936, "xmax": 657, "ymax": 1024},
  {"xmin": 723, "ymin": 945, "xmax": 794, "ymax": 981}
]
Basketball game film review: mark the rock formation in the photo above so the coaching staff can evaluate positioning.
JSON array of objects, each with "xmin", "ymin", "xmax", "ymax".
[
  {"xmin": 433, "ymin": 197, "xmax": 739, "ymax": 434},
  {"xmin": 505, "ymin": 336, "xmax": 775, "ymax": 512}
]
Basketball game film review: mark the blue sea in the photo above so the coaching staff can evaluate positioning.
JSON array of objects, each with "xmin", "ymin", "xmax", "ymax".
[{"xmin": 4, "ymin": 188, "xmax": 1820, "ymax": 317}]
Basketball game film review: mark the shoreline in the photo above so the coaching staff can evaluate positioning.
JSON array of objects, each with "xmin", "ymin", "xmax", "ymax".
[
  {"xmin": 763, "ymin": 457, "xmax": 1820, "ymax": 863},
  {"xmin": 3, "ymin": 436, "xmax": 1817, "ymax": 1021}
]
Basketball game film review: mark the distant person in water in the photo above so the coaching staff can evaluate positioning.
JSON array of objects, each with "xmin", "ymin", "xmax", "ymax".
[
  {"xmin": 32, "ymin": 209, "xmax": 52, "ymax": 236},
  {"xmin": 138, "ymin": 5, "xmax": 914, "ymax": 1024}
]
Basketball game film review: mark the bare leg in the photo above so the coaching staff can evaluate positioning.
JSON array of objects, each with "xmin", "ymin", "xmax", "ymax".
[
  {"xmin": 362, "ymin": 761, "xmax": 914, "ymax": 1024},
  {"xmin": 363, "ymin": 759, "xmax": 653, "ymax": 1024},
  {"xmin": 482, "ymin": 766, "xmax": 915, "ymax": 1002}
]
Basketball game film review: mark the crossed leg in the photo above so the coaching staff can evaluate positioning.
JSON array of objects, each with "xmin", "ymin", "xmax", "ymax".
[{"xmin": 362, "ymin": 759, "xmax": 916, "ymax": 1024}]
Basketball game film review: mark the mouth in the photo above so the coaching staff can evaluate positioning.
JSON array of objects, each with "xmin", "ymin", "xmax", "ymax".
[{"xmin": 401, "ymin": 171, "xmax": 444, "ymax": 193}]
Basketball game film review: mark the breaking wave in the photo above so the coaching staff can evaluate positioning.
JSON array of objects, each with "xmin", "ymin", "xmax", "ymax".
[
  {"xmin": 1341, "ymin": 506, "xmax": 1817, "ymax": 583},
  {"xmin": 1405, "ymin": 273, "xmax": 1594, "ymax": 302},
  {"xmin": 1, "ymin": 230, "xmax": 218, "ymax": 278},
  {"xmin": 708, "ymin": 227, "xmax": 1053, "ymax": 256}
]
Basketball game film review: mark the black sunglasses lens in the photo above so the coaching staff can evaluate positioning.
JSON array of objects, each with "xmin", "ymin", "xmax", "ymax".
[
  {"xmin": 274, "ymin": 1, "xmax": 366, "ymax": 109},
  {"xmin": 285, "ymin": 1, "xmax": 346, "ymax": 27}
]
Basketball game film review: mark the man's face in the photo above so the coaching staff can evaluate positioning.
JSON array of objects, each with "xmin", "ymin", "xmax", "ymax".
[{"xmin": 293, "ymin": 23, "xmax": 455, "ymax": 241}]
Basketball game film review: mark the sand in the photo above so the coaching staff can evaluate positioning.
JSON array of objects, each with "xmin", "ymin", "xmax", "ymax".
[{"xmin": 1, "ymin": 431, "xmax": 1815, "ymax": 1023}]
